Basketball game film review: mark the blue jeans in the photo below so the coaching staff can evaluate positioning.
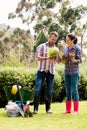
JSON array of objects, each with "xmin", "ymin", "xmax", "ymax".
[
  {"xmin": 35, "ymin": 71, "xmax": 54, "ymax": 98},
  {"xmin": 64, "ymin": 74, "xmax": 79, "ymax": 101}
]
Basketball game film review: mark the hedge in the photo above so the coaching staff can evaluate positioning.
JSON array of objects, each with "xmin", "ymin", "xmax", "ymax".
[
  {"xmin": 0, "ymin": 67, "xmax": 36, "ymax": 108},
  {"xmin": 0, "ymin": 64, "xmax": 87, "ymax": 108}
]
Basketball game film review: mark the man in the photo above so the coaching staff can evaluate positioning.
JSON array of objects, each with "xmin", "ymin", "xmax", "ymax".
[{"xmin": 33, "ymin": 31, "xmax": 61, "ymax": 114}]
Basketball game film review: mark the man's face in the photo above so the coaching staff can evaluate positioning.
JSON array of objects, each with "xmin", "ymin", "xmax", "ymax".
[{"xmin": 48, "ymin": 34, "xmax": 58, "ymax": 46}]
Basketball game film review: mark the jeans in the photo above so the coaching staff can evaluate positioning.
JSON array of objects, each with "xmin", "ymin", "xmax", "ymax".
[
  {"xmin": 34, "ymin": 71, "xmax": 54, "ymax": 98},
  {"xmin": 64, "ymin": 74, "xmax": 79, "ymax": 101}
]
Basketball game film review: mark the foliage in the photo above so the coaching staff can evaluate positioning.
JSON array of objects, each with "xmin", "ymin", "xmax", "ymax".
[
  {"xmin": 0, "ymin": 67, "xmax": 36, "ymax": 107},
  {"xmin": 8, "ymin": 13, "xmax": 16, "ymax": 19},
  {"xmin": 0, "ymin": 63, "xmax": 87, "ymax": 107},
  {"xmin": 48, "ymin": 23, "xmax": 68, "ymax": 42},
  {"xmin": 46, "ymin": 48, "xmax": 58, "ymax": 58},
  {"xmin": 40, "ymin": 0, "xmax": 56, "ymax": 8},
  {"xmin": 23, "ymin": 105, "xmax": 33, "ymax": 115},
  {"xmin": 0, "ymin": 27, "xmax": 34, "ymax": 67},
  {"xmin": 79, "ymin": 72, "xmax": 87, "ymax": 100},
  {"xmin": 53, "ymin": 71, "xmax": 65, "ymax": 102},
  {"xmin": 60, "ymin": 7, "xmax": 81, "ymax": 26},
  {"xmin": 11, "ymin": 0, "xmax": 87, "ymax": 51},
  {"xmin": 3, "ymin": 37, "xmax": 9, "ymax": 44},
  {"xmin": 0, "ymin": 31, "xmax": 5, "ymax": 37},
  {"xmin": 34, "ymin": 31, "xmax": 47, "ymax": 52}
]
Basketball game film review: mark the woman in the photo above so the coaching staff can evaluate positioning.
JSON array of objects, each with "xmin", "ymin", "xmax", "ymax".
[{"xmin": 62, "ymin": 33, "xmax": 82, "ymax": 114}]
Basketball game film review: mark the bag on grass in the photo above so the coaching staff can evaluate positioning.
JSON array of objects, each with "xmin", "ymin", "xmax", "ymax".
[{"xmin": 5, "ymin": 101, "xmax": 21, "ymax": 117}]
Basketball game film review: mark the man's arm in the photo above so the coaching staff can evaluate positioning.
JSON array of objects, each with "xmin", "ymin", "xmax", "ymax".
[
  {"xmin": 55, "ymin": 51, "xmax": 61, "ymax": 63},
  {"xmin": 37, "ymin": 56, "xmax": 48, "ymax": 61}
]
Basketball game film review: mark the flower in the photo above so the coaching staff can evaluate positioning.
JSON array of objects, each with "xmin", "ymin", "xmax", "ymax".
[{"xmin": 24, "ymin": 105, "xmax": 33, "ymax": 117}]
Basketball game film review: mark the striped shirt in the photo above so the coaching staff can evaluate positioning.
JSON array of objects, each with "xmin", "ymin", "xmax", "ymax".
[
  {"xmin": 35, "ymin": 42, "xmax": 58, "ymax": 75},
  {"xmin": 64, "ymin": 45, "xmax": 82, "ymax": 75}
]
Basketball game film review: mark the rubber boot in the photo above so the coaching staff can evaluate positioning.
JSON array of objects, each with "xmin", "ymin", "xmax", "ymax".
[
  {"xmin": 63, "ymin": 100, "xmax": 72, "ymax": 114},
  {"xmin": 72, "ymin": 101, "xmax": 79, "ymax": 114},
  {"xmin": 33, "ymin": 96, "xmax": 40, "ymax": 114},
  {"xmin": 45, "ymin": 97, "xmax": 52, "ymax": 114}
]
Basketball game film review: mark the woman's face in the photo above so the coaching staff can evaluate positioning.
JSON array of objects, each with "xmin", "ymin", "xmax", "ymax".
[{"xmin": 66, "ymin": 36, "xmax": 74, "ymax": 48}]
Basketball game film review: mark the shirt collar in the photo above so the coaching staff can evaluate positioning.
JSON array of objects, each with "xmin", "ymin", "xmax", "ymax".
[
  {"xmin": 46, "ymin": 41, "xmax": 55, "ymax": 47},
  {"xmin": 68, "ymin": 45, "xmax": 76, "ymax": 50}
]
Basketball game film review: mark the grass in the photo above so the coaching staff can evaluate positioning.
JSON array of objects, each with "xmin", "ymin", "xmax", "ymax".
[{"xmin": 0, "ymin": 101, "xmax": 87, "ymax": 130}]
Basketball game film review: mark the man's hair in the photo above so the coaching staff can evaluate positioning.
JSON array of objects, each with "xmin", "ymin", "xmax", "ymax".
[{"xmin": 49, "ymin": 31, "xmax": 58, "ymax": 38}]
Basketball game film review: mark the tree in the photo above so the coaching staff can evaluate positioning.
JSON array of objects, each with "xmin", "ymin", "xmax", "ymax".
[
  {"xmin": 75, "ymin": 22, "xmax": 87, "ymax": 52},
  {"xmin": 0, "ymin": 27, "xmax": 34, "ymax": 67},
  {"xmin": 10, "ymin": 1, "xmax": 87, "ymax": 37},
  {"xmin": 34, "ymin": 31, "xmax": 47, "ymax": 52},
  {"xmin": 8, "ymin": 0, "xmax": 87, "ymax": 60},
  {"xmin": 8, "ymin": 0, "xmax": 62, "ymax": 34}
]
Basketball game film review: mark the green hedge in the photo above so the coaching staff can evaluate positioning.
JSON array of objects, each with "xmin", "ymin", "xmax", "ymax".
[
  {"xmin": 0, "ymin": 63, "xmax": 87, "ymax": 108},
  {"xmin": 0, "ymin": 67, "xmax": 36, "ymax": 108}
]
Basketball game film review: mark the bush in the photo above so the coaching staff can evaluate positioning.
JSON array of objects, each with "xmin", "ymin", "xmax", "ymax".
[
  {"xmin": 0, "ymin": 62, "xmax": 87, "ymax": 107},
  {"xmin": 79, "ymin": 72, "xmax": 87, "ymax": 100},
  {"xmin": 0, "ymin": 67, "xmax": 36, "ymax": 108},
  {"xmin": 53, "ymin": 72, "xmax": 65, "ymax": 102}
]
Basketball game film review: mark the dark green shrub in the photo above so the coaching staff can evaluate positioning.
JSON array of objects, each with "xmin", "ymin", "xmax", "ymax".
[
  {"xmin": 0, "ymin": 63, "xmax": 87, "ymax": 108},
  {"xmin": 53, "ymin": 73, "xmax": 65, "ymax": 103},
  {"xmin": 0, "ymin": 67, "xmax": 36, "ymax": 107},
  {"xmin": 79, "ymin": 72, "xmax": 87, "ymax": 100}
]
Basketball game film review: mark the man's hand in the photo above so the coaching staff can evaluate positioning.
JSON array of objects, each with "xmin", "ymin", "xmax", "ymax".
[
  {"xmin": 38, "ymin": 57, "xmax": 48, "ymax": 61},
  {"xmin": 48, "ymin": 56, "xmax": 54, "ymax": 61},
  {"xmin": 61, "ymin": 55, "xmax": 68, "ymax": 64}
]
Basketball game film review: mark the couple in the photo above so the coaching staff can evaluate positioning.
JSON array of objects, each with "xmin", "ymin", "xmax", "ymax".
[{"xmin": 33, "ymin": 31, "xmax": 82, "ymax": 114}]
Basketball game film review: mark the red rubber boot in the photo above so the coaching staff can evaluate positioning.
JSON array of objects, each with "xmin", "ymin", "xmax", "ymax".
[
  {"xmin": 63, "ymin": 100, "xmax": 72, "ymax": 114},
  {"xmin": 72, "ymin": 101, "xmax": 79, "ymax": 114}
]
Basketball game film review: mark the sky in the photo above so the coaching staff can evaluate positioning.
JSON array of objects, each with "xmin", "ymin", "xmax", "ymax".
[
  {"xmin": 0, "ymin": 0, "xmax": 87, "ymax": 30},
  {"xmin": 0, "ymin": 0, "xmax": 29, "ymax": 30}
]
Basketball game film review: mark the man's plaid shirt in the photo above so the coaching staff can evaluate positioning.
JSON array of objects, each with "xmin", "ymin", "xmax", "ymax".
[{"xmin": 35, "ymin": 42, "xmax": 58, "ymax": 75}]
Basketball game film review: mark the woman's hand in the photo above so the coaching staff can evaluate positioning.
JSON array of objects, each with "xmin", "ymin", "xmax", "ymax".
[{"xmin": 70, "ymin": 57, "xmax": 78, "ymax": 63}]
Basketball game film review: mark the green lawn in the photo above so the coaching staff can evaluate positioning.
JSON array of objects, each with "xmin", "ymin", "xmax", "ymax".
[{"xmin": 0, "ymin": 101, "xmax": 87, "ymax": 130}]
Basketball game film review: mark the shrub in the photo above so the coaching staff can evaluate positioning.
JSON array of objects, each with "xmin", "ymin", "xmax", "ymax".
[
  {"xmin": 0, "ymin": 62, "xmax": 87, "ymax": 108},
  {"xmin": 79, "ymin": 72, "xmax": 87, "ymax": 100},
  {"xmin": 0, "ymin": 67, "xmax": 36, "ymax": 107}
]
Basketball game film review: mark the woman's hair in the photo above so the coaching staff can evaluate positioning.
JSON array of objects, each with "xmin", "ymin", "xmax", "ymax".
[{"xmin": 67, "ymin": 33, "xmax": 77, "ymax": 44}]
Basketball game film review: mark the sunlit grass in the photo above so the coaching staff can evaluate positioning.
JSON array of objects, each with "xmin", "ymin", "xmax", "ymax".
[{"xmin": 0, "ymin": 101, "xmax": 87, "ymax": 130}]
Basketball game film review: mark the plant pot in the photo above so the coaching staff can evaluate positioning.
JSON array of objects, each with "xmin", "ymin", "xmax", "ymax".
[
  {"xmin": 29, "ymin": 113, "xmax": 33, "ymax": 117},
  {"xmin": 24, "ymin": 113, "xmax": 29, "ymax": 117}
]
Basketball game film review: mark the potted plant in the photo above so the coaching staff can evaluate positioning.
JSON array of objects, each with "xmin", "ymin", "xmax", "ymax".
[
  {"xmin": 61, "ymin": 54, "xmax": 68, "ymax": 63},
  {"xmin": 70, "ymin": 52, "xmax": 75, "ymax": 61},
  {"xmin": 24, "ymin": 105, "xmax": 33, "ymax": 117},
  {"xmin": 46, "ymin": 48, "xmax": 58, "ymax": 59},
  {"xmin": 70, "ymin": 52, "xmax": 75, "ymax": 58}
]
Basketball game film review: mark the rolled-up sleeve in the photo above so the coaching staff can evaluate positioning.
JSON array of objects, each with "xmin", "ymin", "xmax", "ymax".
[
  {"xmin": 76, "ymin": 47, "xmax": 82, "ymax": 63},
  {"xmin": 35, "ymin": 44, "xmax": 43, "ymax": 60}
]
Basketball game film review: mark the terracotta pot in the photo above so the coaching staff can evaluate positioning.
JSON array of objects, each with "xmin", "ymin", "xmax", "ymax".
[
  {"xmin": 29, "ymin": 113, "xmax": 33, "ymax": 117},
  {"xmin": 24, "ymin": 113, "xmax": 29, "ymax": 117}
]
